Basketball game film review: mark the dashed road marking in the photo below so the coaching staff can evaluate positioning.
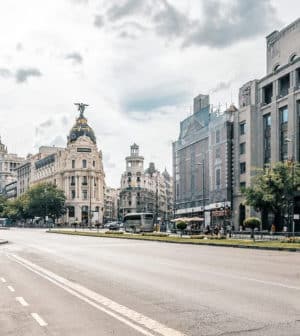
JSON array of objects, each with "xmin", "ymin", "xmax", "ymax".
[
  {"xmin": 31, "ymin": 313, "xmax": 48, "ymax": 327},
  {"xmin": 9, "ymin": 253, "xmax": 186, "ymax": 336},
  {"xmin": 16, "ymin": 297, "xmax": 29, "ymax": 307},
  {"xmin": 0, "ymin": 277, "xmax": 6, "ymax": 283},
  {"xmin": 7, "ymin": 285, "xmax": 15, "ymax": 292}
]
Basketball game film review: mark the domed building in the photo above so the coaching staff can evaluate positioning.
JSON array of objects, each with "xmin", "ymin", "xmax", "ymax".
[{"xmin": 26, "ymin": 103, "xmax": 105, "ymax": 225}]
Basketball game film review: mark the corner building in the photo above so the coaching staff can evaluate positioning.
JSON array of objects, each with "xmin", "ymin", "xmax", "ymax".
[
  {"xmin": 21, "ymin": 105, "xmax": 105, "ymax": 225},
  {"xmin": 233, "ymin": 18, "xmax": 300, "ymax": 231}
]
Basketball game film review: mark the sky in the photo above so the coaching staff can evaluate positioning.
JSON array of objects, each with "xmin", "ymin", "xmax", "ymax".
[{"xmin": 0, "ymin": 0, "xmax": 299, "ymax": 188}]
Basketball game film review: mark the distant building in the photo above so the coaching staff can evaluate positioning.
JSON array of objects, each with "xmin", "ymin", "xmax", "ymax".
[
  {"xmin": 0, "ymin": 137, "xmax": 24, "ymax": 194},
  {"xmin": 233, "ymin": 18, "xmax": 300, "ymax": 231},
  {"xmin": 104, "ymin": 187, "xmax": 119, "ymax": 222},
  {"xmin": 3, "ymin": 180, "xmax": 17, "ymax": 199},
  {"xmin": 119, "ymin": 144, "xmax": 172, "ymax": 221}
]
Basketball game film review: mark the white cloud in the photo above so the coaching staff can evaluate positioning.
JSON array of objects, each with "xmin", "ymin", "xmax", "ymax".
[{"xmin": 0, "ymin": 0, "xmax": 298, "ymax": 187}]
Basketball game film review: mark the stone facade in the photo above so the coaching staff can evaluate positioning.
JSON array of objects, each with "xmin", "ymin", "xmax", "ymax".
[
  {"xmin": 17, "ymin": 106, "xmax": 105, "ymax": 225},
  {"xmin": 0, "ymin": 138, "xmax": 24, "ymax": 194},
  {"xmin": 119, "ymin": 144, "xmax": 172, "ymax": 221},
  {"xmin": 173, "ymin": 94, "xmax": 235, "ymax": 228},
  {"xmin": 104, "ymin": 187, "xmax": 120, "ymax": 222},
  {"xmin": 233, "ymin": 18, "xmax": 300, "ymax": 230}
]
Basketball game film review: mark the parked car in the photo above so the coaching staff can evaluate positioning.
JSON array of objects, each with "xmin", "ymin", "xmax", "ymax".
[{"xmin": 104, "ymin": 221, "xmax": 120, "ymax": 230}]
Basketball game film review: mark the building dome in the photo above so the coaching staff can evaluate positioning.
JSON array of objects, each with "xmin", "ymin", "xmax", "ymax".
[{"xmin": 68, "ymin": 103, "xmax": 96, "ymax": 144}]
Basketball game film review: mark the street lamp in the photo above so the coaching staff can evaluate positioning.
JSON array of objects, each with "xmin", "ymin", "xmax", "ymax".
[
  {"xmin": 195, "ymin": 158, "xmax": 206, "ymax": 230},
  {"xmin": 285, "ymin": 136, "xmax": 296, "ymax": 236}
]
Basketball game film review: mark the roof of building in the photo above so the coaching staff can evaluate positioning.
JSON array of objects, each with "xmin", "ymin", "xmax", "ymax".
[{"xmin": 68, "ymin": 106, "xmax": 96, "ymax": 144}]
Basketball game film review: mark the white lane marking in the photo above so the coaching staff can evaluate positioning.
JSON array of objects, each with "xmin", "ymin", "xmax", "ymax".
[
  {"xmin": 16, "ymin": 297, "xmax": 29, "ymax": 306},
  {"xmin": 11, "ymin": 258, "xmax": 154, "ymax": 336},
  {"xmin": 1, "ymin": 277, "xmax": 6, "ymax": 283},
  {"xmin": 7, "ymin": 285, "xmax": 15, "ymax": 292},
  {"xmin": 31, "ymin": 313, "xmax": 48, "ymax": 327},
  {"xmin": 9, "ymin": 253, "xmax": 185, "ymax": 336}
]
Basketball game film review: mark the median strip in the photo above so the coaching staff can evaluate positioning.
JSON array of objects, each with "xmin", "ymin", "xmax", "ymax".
[{"xmin": 48, "ymin": 230, "xmax": 300, "ymax": 252}]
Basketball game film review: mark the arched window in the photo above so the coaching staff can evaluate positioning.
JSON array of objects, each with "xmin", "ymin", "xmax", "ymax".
[
  {"xmin": 273, "ymin": 63, "xmax": 280, "ymax": 72},
  {"xmin": 289, "ymin": 53, "xmax": 297, "ymax": 63}
]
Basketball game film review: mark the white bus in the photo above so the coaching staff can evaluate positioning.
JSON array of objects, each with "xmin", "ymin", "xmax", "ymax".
[{"xmin": 123, "ymin": 213, "xmax": 154, "ymax": 233}]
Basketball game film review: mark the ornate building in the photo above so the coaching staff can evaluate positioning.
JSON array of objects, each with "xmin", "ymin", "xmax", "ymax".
[
  {"xmin": 119, "ymin": 144, "xmax": 172, "ymax": 221},
  {"xmin": 0, "ymin": 137, "xmax": 24, "ymax": 194},
  {"xmin": 18, "ymin": 104, "xmax": 105, "ymax": 224}
]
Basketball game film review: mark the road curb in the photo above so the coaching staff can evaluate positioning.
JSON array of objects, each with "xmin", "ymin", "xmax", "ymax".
[
  {"xmin": 47, "ymin": 231, "xmax": 300, "ymax": 252},
  {"xmin": 0, "ymin": 239, "xmax": 8, "ymax": 245}
]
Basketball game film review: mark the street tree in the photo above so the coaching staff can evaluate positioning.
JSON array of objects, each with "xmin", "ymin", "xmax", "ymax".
[
  {"xmin": 26, "ymin": 183, "xmax": 66, "ymax": 222},
  {"xmin": 3, "ymin": 194, "xmax": 30, "ymax": 221},
  {"xmin": 243, "ymin": 162, "xmax": 300, "ymax": 229},
  {"xmin": 244, "ymin": 217, "xmax": 261, "ymax": 240}
]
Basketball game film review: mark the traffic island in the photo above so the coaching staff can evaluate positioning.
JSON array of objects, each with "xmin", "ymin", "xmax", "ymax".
[{"xmin": 47, "ymin": 230, "xmax": 300, "ymax": 252}]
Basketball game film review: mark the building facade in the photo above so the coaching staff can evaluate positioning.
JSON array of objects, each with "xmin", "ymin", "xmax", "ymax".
[
  {"xmin": 0, "ymin": 138, "xmax": 24, "ymax": 194},
  {"xmin": 17, "ymin": 104, "xmax": 105, "ymax": 225},
  {"xmin": 173, "ymin": 94, "xmax": 235, "ymax": 228},
  {"xmin": 104, "ymin": 187, "xmax": 119, "ymax": 222},
  {"xmin": 233, "ymin": 18, "xmax": 300, "ymax": 230},
  {"xmin": 119, "ymin": 144, "xmax": 172, "ymax": 221}
]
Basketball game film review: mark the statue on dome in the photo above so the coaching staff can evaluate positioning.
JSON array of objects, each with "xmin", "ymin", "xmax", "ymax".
[{"xmin": 74, "ymin": 102, "xmax": 89, "ymax": 118}]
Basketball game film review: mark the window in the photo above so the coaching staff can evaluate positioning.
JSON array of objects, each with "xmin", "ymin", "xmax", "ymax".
[
  {"xmin": 82, "ymin": 176, "xmax": 87, "ymax": 185},
  {"xmin": 82, "ymin": 159, "xmax": 87, "ymax": 168},
  {"xmin": 240, "ymin": 162, "xmax": 246, "ymax": 174},
  {"xmin": 71, "ymin": 176, "xmax": 75, "ymax": 186},
  {"xmin": 240, "ymin": 122, "xmax": 246, "ymax": 135},
  {"xmin": 137, "ymin": 176, "xmax": 141, "ymax": 182},
  {"xmin": 215, "ymin": 168, "xmax": 221, "ymax": 189},
  {"xmin": 216, "ymin": 129, "xmax": 221, "ymax": 144},
  {"xmin": 240, "ymin": 143, "xmax": 246, "ymax": 155},
  {"xmin": 71, "ymin": 190, "xmax": 76, "ymax": 199},
  {"xmin": 289, "ymin": 54, "xmax": 297, "ymax": 63},
  {"xmin": 278, "ymin": 74, "xmax": 290, "ymax": 97},
  {"xmin": 263, "ymin": 114, "xmax": 271, "ymax": 164},
  {"xmin": 93, "ymin": 161, "xmax": 95, "ymax": 167},
  {"xmin": 296, "ymin": 68, "xmax": 300, "ymax": 88},
  {"xmin": 280, "ymin": 106, "xmax": 288, "ymax": 161},
  {"xmin": 72, "ymin": 160, "xmax": 75, "ymax": 169},
  {"xmin": 215, "ymin": 147, "xmax": 221, "ymax": 159},
  {"xmin": 83, "ymin": 190, "xmax": 88, "ymax": 200},
  {"xmin": 262, "ymin": 83, "xmax": 273, "ymax": 105},
  {"xmin": 273, "ymin": 64, "xmax": 280, "ymax": 72},
  {"xmin": 240, "ymin": 182, "xmax": 246, "ymax": 190},
  {"xmin": 68, "ymin": 206, "xmax": 75, "ymax": 217}
]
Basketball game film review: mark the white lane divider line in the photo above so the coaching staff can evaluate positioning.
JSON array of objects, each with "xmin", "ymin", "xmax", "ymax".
[
  {"xmin": 7, "ymin": 285, "xmax": 15, "ymax": 292},
  {"xmin": 16, "ymin": 297, "xmax": 29, "ymax": 307},
  {"xmin": 9, "ymin": 253, "xmax": 186, "ymax": 336},
  {"xmin": 31, "ymin": 313, "xmax": 48, "ymax": 327},
  {"xmin": 1, "ymin": 277, "xmax": 6, "ymax": 283}
]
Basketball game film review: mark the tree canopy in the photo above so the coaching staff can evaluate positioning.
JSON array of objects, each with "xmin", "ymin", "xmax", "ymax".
[
  {"xmin": 243, "ymin": 162, "xmax": 300, "ymax": 226},
  {"xmin": 1, "ymin": 183, "xmax": 66, "ymax": 221}
]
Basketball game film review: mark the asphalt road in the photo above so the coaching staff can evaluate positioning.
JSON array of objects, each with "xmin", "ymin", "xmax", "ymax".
[{"xmin": 0, "ymin": 229, "xmax": 299, "ymax": 336}]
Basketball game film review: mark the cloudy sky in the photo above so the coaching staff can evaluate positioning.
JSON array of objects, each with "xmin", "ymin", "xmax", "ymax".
[{"xmin": 0, "ymin": 0, "xmax": 299, "ymax": 187}]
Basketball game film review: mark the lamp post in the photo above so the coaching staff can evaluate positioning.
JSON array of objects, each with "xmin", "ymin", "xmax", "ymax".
[
  {"xmin": 44, "ymin": 186, "xmax": 49, "ymax": 230},
  {"xmin": 285, "ymin": 136, "xmax": 296, "ymax": 236}
]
